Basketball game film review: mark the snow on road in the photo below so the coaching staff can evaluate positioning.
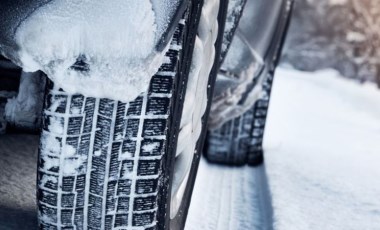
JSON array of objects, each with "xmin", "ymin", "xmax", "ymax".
[
  {"xmin": 265, "ymin": 68, "xmax": 380, "ymax": 230},
  {"xmin": 187, "ymin": 68, "xmax": 380, "ymax": 230},
  {"xmin": 185, "ymin": 160, "xmax": 273, "ymax": 230}
]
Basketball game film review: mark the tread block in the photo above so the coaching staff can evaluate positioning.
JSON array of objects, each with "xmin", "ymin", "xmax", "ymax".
[
  {"xmin": 98, "ymin": 99, "xmax": 115, "ymax": 118},
  {"xmin": 62, "ymin": 176, "xmax": 75, "ymax": 192},
  {"xmin": 117, "ymin": 197, "xmax": 130, "ymax": 212},
  {"xmin": 149, "ymin": 76, "xmax": 173, "ymax": 94},
  {"xmin": 105, "ymin": 215, "xmax": 113, "ymax": 230},
  {"xmin": 136, "ymin": 179, "xmax": 158, "ymax": 194},
  {"xmin": 43, "ymin": 115, "xmax": 64, "ymax": 135},
  {"xmin": 74, "ymin": 208, "xmax": 84, "ymax": 229},
  {"xmin": 121, "ymin": 140, "xmax": 136, "ymax": 157},
  {"xmin": 143, "ymin": 119, "xmax": 166, "ymax": 136},
  {"xmin": 75, "ymin": 175, "xmax": 86, "ymax": 191},
  {"xmin": 39, "ymin": 189, "xmax": 58, "ymax": 206},
  {"xmin": 61, "ymin": 209, "xmax": 73, "ymax": 225},
  {"xmin": 88, "ymin": 194, "xmax": 103, "ymax": 228},
  {"xmin": 39, "ymin": 203, "xmax": 58, "ymax": 223},
  {"xmin": 47, "ymin": 94, "xmax": 67, "ymax": 113},
  {"xmin": 120, "ymin": 160, "xmax": 134, "ymax": 179},
  {"xmin": 146, "ymin": 97, "xmax": 170, "ymax": 115},
  {"xmin": 89, "ymin": 164, "xmax": 106, "ymax": 196},
  {"xmin": 125, "ymin": 119, "xmax": 140, "ymax": 137},
  {"xmin": 61, "ymin": 193, "xmax": 75, "ymax": 208},
  {"xmin": 137, "ymin": 160, "xmax": 160, "ymax": 176},
  {"xmin": 75, "ymin": 190, "xmax": 85, "ymax": 207},
  {"xmin": 39, "ymin": 173, "xmax": 59, "ymax": 190},
  {"xmin": 117, "ymin": 179, "xmax": 132, "ymax": 196},
  {"xmin": 134, "ymin": 196, "xmax": 156, "ymax": 211},
  {"xmin": 78, "ymin": 134, "xmax": 91, "ymax": 156},
  {"xmin": 127, "ymin": 97, "xmax": 143, "ymax": 116},
  {"xmin": 132, "ymin": 211, "xmax": 155, "ymax": 227},
  {"xmin": 114, "ymin": 214, "xmax": 128, "ymax": 227},
  {"xmin": 140, "ymin": 139, "xmax": 164, "ymax": 157},
  {"xmin": 67, "ymin": 117, "xmax": 83, "ymax": 135},
  {"xmin": 106, "ymin": 181, "xmax": 117, "ymax": 213},
  {"xmin": 114, "ymin": 102, "xmax": 127, "ymax": 140},
  {"xmin": 39, "ymin": 154, "xmax": 60, "ymax": 173},
  {"xmin": 70, "ymin": 95, "xmax": 84, "ymax": 114}
]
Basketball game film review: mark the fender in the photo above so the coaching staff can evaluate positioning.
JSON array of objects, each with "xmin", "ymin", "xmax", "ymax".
[{"xmin": 0, "ymin": 0, "xmax": 187, "ymax": 59}]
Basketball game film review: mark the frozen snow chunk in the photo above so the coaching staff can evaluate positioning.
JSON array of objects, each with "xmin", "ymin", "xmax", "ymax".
[{"xmin": 11, "ymin": 0, "xmax": 182, "ymax": 102}]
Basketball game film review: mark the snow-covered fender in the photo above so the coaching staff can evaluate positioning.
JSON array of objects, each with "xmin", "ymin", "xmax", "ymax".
[
  {"xmin": 0, "ymin": 1, "xmax": 189, "ymax": 103},
  {"xmin": 0, "ymin": 0, "xmax": 187, "ymax": 57}
]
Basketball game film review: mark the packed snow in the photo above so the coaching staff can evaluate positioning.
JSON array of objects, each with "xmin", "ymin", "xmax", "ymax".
[
  {"xmin": 264, "ymin": 68, "xmax": 380, "ymax": 230},
  {"xmin": 5, "ymin": 0, "xmax": 181, "ymax": 102},
  {"xmin": 187, "ymin": 68, "xmax": 380, "ymax": 229}
]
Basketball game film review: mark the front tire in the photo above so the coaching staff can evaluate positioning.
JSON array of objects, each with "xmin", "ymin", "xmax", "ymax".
[{"xmin": 36, "ymin": 0, "xmax": 227, "ymax": 229}]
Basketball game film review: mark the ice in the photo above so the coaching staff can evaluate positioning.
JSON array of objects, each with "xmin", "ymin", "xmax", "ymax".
[{"xmin": 4, "ymin": 0, "xmax": 180, "ymax": 103}]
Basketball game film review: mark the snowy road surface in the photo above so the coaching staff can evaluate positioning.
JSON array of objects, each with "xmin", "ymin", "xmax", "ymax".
[
  {"xmin": 0, "ymin": 134, "xmax": 38, "ymax": 230},
  {"xmin": 187, "ymin": 68, "xmax": 380, "ymax": 229},
  {"xmin": 264, "ymin": 68, "xmax": 380, "ymax": 230},
  {"xmin": 186, "ymin": 160, "xmax": 273, "ymax": 230},
  {"xmin": 1, "ymin": 68, "xmax": 380, "ymax": 229}
]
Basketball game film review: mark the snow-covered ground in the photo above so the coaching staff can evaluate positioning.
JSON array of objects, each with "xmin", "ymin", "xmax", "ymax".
[
  {"xmin": 265, "ymin": 68, "xmax": 380, "ymax": 230},
  {"xmin": 187, "ymin": 68, "xmax": 380, "ymax": 229}
]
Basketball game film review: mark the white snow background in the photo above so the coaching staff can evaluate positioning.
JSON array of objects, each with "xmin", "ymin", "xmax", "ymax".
[{"xmin": 186, "ymin": 68, "xmax": 380, "ymax": 230}]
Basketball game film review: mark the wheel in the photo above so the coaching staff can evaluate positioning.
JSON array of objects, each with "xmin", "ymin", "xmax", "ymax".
[
  {"xmin": 36, "ymin": 0, "xmax": 227, "ymax": 229},
  {"xmin": 204, "ymin": 0, "xmax": 294, "ymax": 166}
]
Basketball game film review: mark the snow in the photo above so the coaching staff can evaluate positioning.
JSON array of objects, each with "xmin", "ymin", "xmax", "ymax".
[
  {"xmin": 265, "ymin": 68, "xmax": 380, "ymax": 230},
  {"xmin": 186, "ymin": 159, "xmax": 271, "ymax": 230},
  {"xmin": 187, "ymin": 68, "xmax": 380, "ymax": 229},
  {"xmin": 10, "ymin": 0, "xmax": 176, "ymax": 103},
  {"xmin": 4, "ymin": 71, "xmax": 45, "ymax": 130}
]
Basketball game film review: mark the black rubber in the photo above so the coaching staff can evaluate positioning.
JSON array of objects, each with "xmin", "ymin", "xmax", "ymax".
[
  {"xmin": 36, "ymin": 4, "xmax": 203, "ymax": 229},
  {"xmin": 205, "ymin": 0, "xmax": 294, "ymax": 166}
]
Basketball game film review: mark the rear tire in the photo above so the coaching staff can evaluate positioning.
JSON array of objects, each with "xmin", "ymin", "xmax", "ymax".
[
  {"xmin": 204, "ymin": 0, "xmax": 293, "ymax": 166},
  {"xmin": 204, "ymin": 69, "xmax": 273, "ymax": 166}
]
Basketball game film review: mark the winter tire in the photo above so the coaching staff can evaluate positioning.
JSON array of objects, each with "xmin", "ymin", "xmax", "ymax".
[
  {"xmin": 205, "ymin": 0, "xmax": 294, "ymax": 166},
  {"xmin": 36, "ymin": 0, "xmax": 227, "ymax": 229}
]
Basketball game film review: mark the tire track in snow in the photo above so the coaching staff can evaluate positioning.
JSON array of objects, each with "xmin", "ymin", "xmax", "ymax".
[{"xmin": 186, "ymin": 158, "xmax": 274, "ymax": 229}]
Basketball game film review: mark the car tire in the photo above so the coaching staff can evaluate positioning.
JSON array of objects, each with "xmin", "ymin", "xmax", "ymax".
[
  {"xmin": 204, "ymin": 0, "xmax": 293, "ymax": 166},
  {"xmin": 36, "ymin": 0, "xmax": 227, "ymax": 229}
]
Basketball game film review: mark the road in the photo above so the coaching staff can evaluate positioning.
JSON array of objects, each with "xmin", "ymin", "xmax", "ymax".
[{"xmin": 185, "ymin": 160, "xmax": 273, "ymax": 230}]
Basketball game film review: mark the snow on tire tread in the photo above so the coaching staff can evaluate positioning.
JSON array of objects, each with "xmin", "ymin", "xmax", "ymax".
[{"xmin": 38, "ymin": 20, "xmax": 186, "ymax": 230}]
